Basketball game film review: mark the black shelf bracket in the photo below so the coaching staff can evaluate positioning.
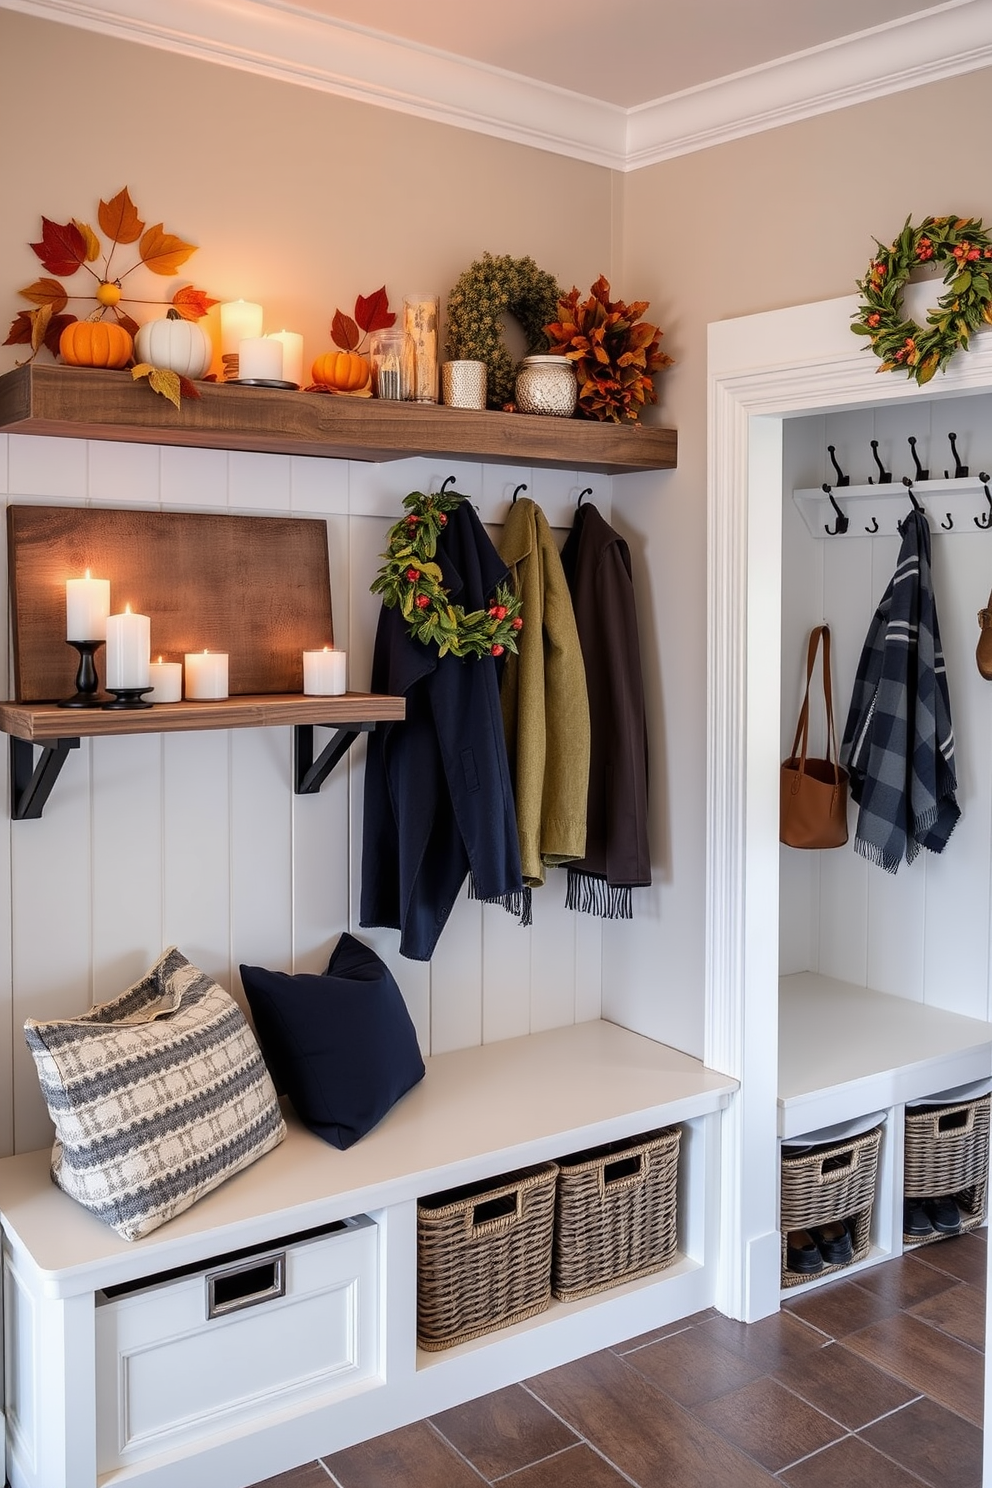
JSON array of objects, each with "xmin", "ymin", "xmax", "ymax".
[
  {"xmin": 294, "ymin": 722, "xmax": 375, "ymax": 795},
  {"xmin": 10, "ymin": 735, "xmax": 80, "ymax": 820}
]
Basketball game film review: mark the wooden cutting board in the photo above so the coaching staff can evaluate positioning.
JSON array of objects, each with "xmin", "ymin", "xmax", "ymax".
[{"xmin": 8, "ymin": 506, "xmax": 333, "ymax": 701}]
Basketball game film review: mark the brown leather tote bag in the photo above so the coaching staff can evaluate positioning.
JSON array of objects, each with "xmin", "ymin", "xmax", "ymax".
[{"xmin": 780, "ymin": 624, "xmax": 849, "ymax": 850}]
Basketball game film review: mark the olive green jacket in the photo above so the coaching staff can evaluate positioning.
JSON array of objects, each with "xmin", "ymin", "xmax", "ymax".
[{"xmin": 498, "ymin": 497, "xmax": 590, "ymax": 887}]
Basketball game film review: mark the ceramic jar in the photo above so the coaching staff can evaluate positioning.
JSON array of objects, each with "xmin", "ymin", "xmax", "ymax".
[{"xmin": 515, "ymin": 355, "xmax": 577, "ymax": 417}]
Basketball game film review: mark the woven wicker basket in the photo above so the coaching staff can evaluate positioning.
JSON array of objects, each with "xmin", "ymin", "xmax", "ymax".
[
  {"xmin": 903, "ymin": 1094, "xmax": 990, "ymax": 1246},
  {"xmin": 551, "ymin": 1127, "xmax": 681, "ymax": 1302},
  {"xmin": 416, "ymin": 1162, "xmax": 558, "ymax": 1351},
  {"xmin": 780, "ymin": 1125, "xmax": 882, "ymax": 1288}
]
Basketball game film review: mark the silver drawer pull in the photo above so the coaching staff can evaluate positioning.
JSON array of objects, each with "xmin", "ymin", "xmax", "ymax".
[{"xmin": 206, "ymin": 1253, "xmax": 286, "ymax": 1319}]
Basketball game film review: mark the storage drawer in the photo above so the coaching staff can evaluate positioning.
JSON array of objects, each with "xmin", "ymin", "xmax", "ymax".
[{"xmin": 96, "ymin": 1215, "xmax": 378, "ymax": 1472}]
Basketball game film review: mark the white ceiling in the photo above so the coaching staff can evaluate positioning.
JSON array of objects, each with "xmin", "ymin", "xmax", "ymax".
[
  {"xmin": 5, "ymin": 0, "xmax": 992, "ymax": 166},
  {"xmin": 292, "ymin": 0, "xmax": 944, "ymax": 108}
]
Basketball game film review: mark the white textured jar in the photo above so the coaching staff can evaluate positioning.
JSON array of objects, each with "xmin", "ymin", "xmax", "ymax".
[{"xmin": 515, "ymin": 355, "xmax": 577, "ymax": 417}]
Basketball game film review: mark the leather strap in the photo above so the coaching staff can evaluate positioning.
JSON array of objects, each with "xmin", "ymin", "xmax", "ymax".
[{"xmin": 788, "ymin": 625, "xmax": 841, "ymax": 788}]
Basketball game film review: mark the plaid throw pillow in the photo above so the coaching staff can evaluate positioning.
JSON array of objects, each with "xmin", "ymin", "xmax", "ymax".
[{"xmin": 24, "ymin": 947, "xmax": 286, "ymax": 1240}]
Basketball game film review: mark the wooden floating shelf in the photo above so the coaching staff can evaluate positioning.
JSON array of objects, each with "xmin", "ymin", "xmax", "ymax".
[
  {"xmin": 0, "ymin": 692, "xmax": 404, "ymax": 742},
  {"xmin": 0, "ymin": 363, "xmax": 677, "ymax": 476}
]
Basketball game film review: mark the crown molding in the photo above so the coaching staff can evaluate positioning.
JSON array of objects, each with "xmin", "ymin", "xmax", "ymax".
[
  {"xmin": 626, "ymin": 0, "xmax": 992, "ymax": 168},
  {"xmin": 4, "ymin": 0, "xmax": 991, "ymax": 170}
]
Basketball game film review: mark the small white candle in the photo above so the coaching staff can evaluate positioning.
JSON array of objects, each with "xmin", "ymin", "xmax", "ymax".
[
  {"xmin": 147, "ymin": 658, "xmax": 183, "ymax": 704},
  {"xmin": 66, "ymin": 570, "xmax": 110, "ymax": 641},
  {"xmin": 267, "ymin": 330, "xmax": 303, "ymax": 388},
  {"xmin": 105, "ymin": 604, "xmax": 150, "ymax": 689},
  {"xmin": 238, "ymin": 337, "xmax": 283, "ymax": 381},
  {"xmin": 220, "ymin": 300, "xmax": 263, "ymax": 355},
  {"xmin": 303, "ymin": 647, "xmax": 347, "ymax": 696},
  {"xmin": 185, "ymin": 650, "xmax": 229, "ymax": 700}
]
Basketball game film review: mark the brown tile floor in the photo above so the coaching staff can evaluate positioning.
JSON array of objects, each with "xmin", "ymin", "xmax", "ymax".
[{"xmin": 253, "ymin": 1231, "xmax": 987, "ymax": 1488}]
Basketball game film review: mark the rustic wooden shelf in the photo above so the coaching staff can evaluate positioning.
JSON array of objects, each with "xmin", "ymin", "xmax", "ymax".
[
  {"xmin": 0, "ymin": 363, "xmax": 677, "ymax": 475},
  {"xmin": 0, "ymin": 692, "xmax": 403, "ymax": 741},
  {"xmin": 0, "ymin": 693, "xmax": 404, "ymax": 819}
]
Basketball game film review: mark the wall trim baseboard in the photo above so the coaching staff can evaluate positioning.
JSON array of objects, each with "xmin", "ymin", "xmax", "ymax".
[{"xmin": 2, "ymin": 0, "xmax": 990, "ymax": 170}]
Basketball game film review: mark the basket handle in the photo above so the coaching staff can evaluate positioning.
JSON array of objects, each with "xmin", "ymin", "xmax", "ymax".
[
  {"xmin": 470, "ymin": 1189, "xmax": 521, "ymax": 1234},
  {"xmin": 599, "ymin": 1152, "xmax": 644, "ymax": 1196},
  {"xmin": 816, "ymin": 1148, "xmax": 856, "ymax": 1184},
  {"xmin": 937, "ymin": 1105, "xmax": 975, "ymax": 1136}
]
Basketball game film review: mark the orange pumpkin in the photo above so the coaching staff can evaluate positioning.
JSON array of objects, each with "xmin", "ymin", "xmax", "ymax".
[
  {"xmin": 59, "ymin": 319, "xmax": 133, "ymax": 370},
  {"xmin": 312, "ymin": 350, "xmax": 370, "ymax": 392}
]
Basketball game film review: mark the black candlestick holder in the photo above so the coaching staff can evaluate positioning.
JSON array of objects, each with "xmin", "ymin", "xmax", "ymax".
[
  {"xmin": 59, "ymin": 639, "xmax": 105, "ymax": 708},
  {"xmin": 102, "ymin": 686, "xmax": 154, "ymax": 710}
]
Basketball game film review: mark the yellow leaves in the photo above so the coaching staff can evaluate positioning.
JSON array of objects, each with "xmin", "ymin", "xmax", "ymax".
[
  {"xmin": 99, "ymin": 187, "xmax": 144, "ymax": 246},
  {"xmin": 132, "ymin": 362, "xmax": 201, "ymax": 409},
  {"xmin": 30, "ymin": 304, "xmax": 52, "ymax": 354},
  {"xmin": 73, "ymin": 220, "xmax": 101, "ymax": 262},
  {"xmin": 139, "ymin": 223, "xmax": 196, "ymax": 277},
  {"xmin": 19, "ymin": 278, "xmax": 68, "ymax": 312}
]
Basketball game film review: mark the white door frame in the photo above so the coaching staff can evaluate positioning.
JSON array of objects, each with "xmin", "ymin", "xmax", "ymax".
[{"xmin": 705, "ymin": 294, "xmax": 992, "ymax": 1334}]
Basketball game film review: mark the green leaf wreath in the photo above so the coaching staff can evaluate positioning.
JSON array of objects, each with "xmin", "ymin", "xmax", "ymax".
[
  {"xmin": 853, "ymin": 215, "xmax": 992, "ymax": 386},
  {"xmin": 371, "ymin": 488, "xmax": 523, "ymax": 659},
  {"xmin": 445, "ymin": 252, "xmax": 561, "ymax": 408}
]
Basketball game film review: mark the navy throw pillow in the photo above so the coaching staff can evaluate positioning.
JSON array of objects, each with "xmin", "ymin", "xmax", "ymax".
[{"xmin": 240, "ymin": 933, "xmax": 425, "ymax": 1150}]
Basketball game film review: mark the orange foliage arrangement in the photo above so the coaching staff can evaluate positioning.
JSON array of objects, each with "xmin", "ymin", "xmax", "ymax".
[
  {"xmin": 5, "ymin": 186, "xmax": 217, "ymax": 363},
  {"xmin": 309, "ymin": 285, "xmax": 395, "ymax": 394},
  {"xmin": 544, "ymin": 275, "xmax": 672, "ymax": 423}
]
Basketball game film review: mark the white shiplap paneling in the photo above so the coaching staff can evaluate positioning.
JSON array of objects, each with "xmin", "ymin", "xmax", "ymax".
[{"xmin": 780, "ymin": 393, "xmax": 992, "ymax": 1022}]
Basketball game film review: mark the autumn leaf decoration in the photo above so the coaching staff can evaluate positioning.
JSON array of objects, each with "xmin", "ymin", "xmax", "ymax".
[
  {"xmin": 331, "ymin": 285, "xmax": 395, "ymax": 355},
  {"xmin": 544, "ymin": 275, "xmax": 672, "ymax": 423},
  {"xmin": 5, "ymin": 187, "xmax": 218, "ymax": 361}
]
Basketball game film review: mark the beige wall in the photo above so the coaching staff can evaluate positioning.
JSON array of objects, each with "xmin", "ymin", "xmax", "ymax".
[{"xmin": 0, "ymin": 10, "xmax": 617, "ymax": 377}]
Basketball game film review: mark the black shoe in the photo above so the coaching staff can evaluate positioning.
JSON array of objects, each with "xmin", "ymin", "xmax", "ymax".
[
  {"xmin": 809, "ymin": 1219, "xmax": 854, "ymax": 1266},
  {"xmin": 786, "ymin": 1229, "xmax": 824, "ymax": 1274},
  {"xmin": 924, "ymin": 1195, "xmax": 961, "ymax": 1235},
  {"xmin": 904, "ymin": 1198, "xmax": 935, "ymax": 1237}
]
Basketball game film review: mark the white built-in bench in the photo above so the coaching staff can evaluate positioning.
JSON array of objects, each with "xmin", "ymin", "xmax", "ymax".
[
  {"xmin": 778, "ymin": 973, "xmax": 992, "ymax": 1293},
  {"xmin": 0, "ymin": 1019, "xmax": 737, "ymax": 1488}
]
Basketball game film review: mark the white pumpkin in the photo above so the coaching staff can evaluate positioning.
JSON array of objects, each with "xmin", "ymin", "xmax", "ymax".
[{"xmin": 134, "ymin": 309, "xmax": 213, "ymax": 379}]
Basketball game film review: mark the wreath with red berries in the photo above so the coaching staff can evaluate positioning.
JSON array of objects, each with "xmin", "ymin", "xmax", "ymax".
[
  {"xmin": 853, "ymin": 215, "xmax": 992, "ymax": 386},
  {"xmin": 370, "ymin": 488, "xmax": 523, "ymax": 659}
]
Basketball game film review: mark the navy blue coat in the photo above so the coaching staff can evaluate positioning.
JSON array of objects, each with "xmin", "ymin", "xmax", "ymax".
[{"xmin": 360, "ymin": 499, "xmax": 523, "ymax": 960}]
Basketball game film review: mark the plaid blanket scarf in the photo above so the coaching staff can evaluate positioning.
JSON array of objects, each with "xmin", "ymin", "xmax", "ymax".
[{"xmin": 840, "ymin": 509, "xmax": 959, "ymax": 872}]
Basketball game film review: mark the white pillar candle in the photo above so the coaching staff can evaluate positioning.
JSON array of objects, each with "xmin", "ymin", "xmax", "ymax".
[
  {"xmin": 267, "ymin": 330, "xmax": 303, "ymax": 388},
  {"xmin": 303, "ymin": 647, "xmax": 347, "ymax": 696},
  {"xmin": 185, "ymin": 650, "xmax": 229, "ymax": 700},
  {"xmin": 238, "ymin": 337, "xmax": 283, "ymax": 381},
  {"xmin": 147, "ymin": 658, "xmax": 183, "ymax": 703},
  {"xmin": 65, "ymin": 570, "xmax": 110, "ymax": 641},
  {"xmin": 220, "ymin": 300, "xmax": 263, "ymax": 355},
  {"xmin": 105, "ymin": 604, "xmax": 150, "ymax": 689}
]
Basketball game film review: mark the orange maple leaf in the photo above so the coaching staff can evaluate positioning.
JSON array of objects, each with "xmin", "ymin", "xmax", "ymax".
[
  {"xmin": 171, "ymin": 286, "xmax": 219, "ymax": 321},
  {"xmin": 99, "ymin": 187, "xmax": 144, "ymax": 246},
  {"xmin": 139, "ymin": 224, "xmax": 196, "ymax": 277},
  {"xmin": 18, "ymin": 279, "xmax": 68, "ymax": 313}
]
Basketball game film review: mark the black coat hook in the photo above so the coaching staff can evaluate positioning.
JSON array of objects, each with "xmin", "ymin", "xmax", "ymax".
[
  {"xmin": 439, "ymin": 475, "xmax": 458, "ymax": 495},
  {"xmin": 869, "ymin": 439, "xmax": 892, "ymax": 484},
  {"xmin": 941, "ymin": 512, "xmax": 954, "ymax": 530},
  {"xmin": 827, "ymin": 446, "xmax": 850, "ymax": 487},
  {"xmin": 908, "ymin": 436, "xmax": 929, "ymax": 481},
  {"xmin": 512, "ymin": 483, "xmax": 527, "ymax": 504},
  {"xmin": 945, "ymin": 431, "xmax": 968, "ymax": 480},
  {"xmin": 577, "ymin": 487, "xmax": 593, "ymax": 507},
  {"xmin": 865, "ymin": 516, "xmax": 879, "ymax": 533},
  {"xmin": 975, "ymin": 472, "xmax": 992, "ymax": 530},
  {"xmin": 898, "ymin": 476, "xmax": 926, "ymax": 535},
  {"xmin": 822, "ymin": 483, "xmax": 849, "ymax": 536}
]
